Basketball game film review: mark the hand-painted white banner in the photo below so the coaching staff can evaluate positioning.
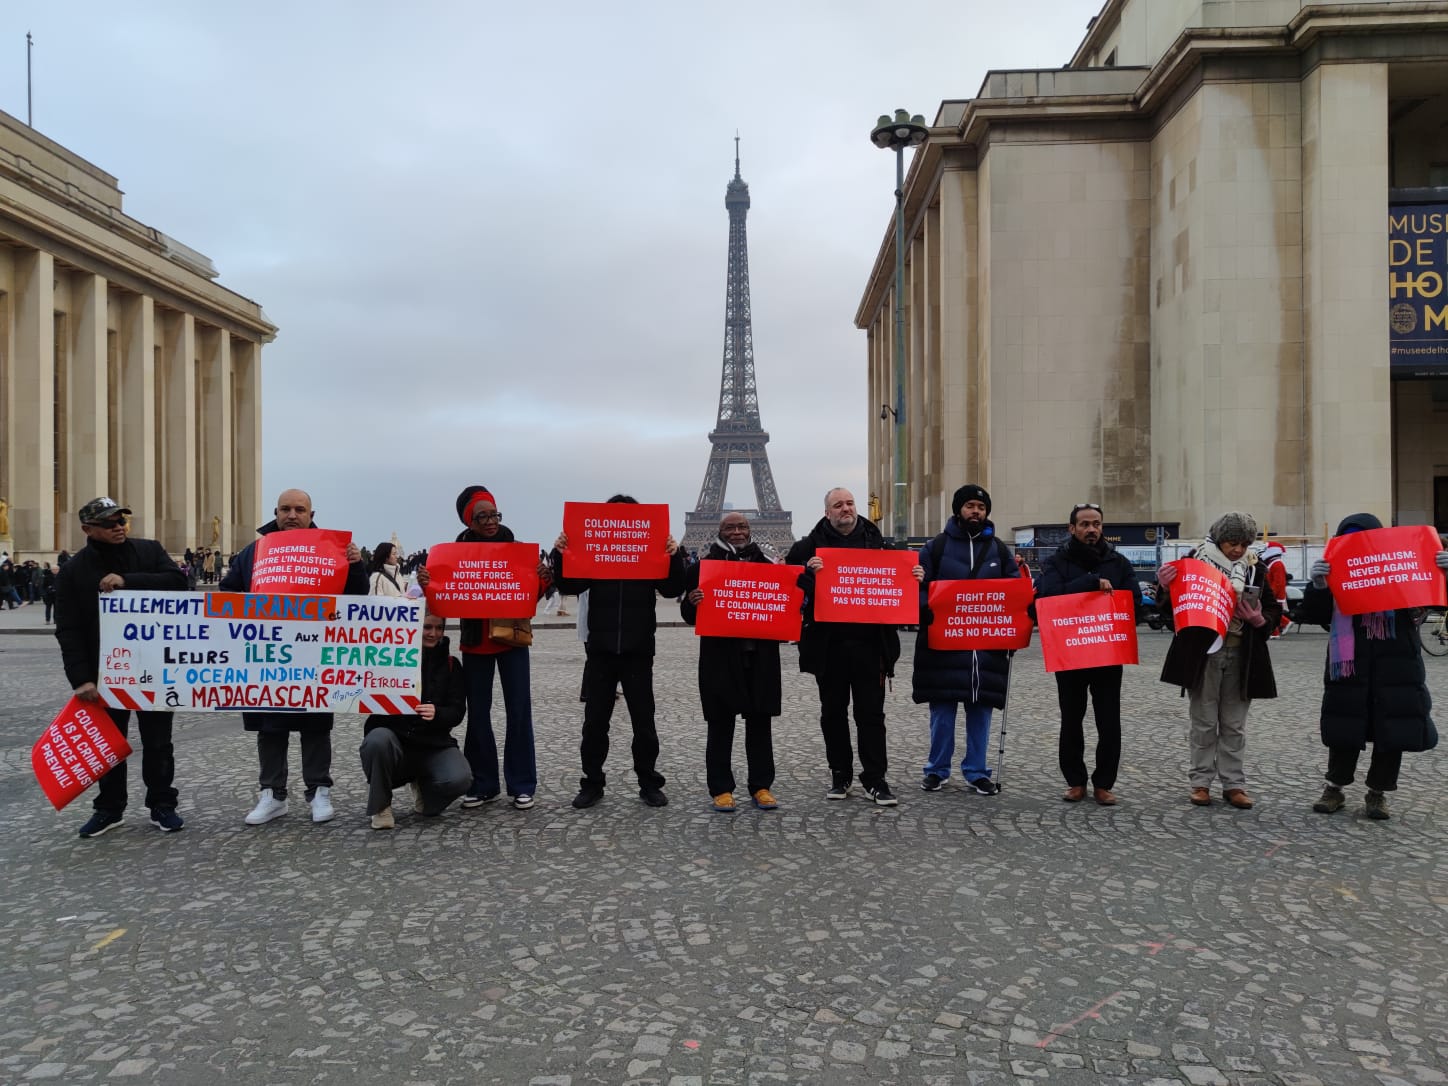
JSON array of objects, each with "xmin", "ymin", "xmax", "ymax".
[{"xmin": 97, "ymin": 591, "xmax": 422, "ymax": 715}]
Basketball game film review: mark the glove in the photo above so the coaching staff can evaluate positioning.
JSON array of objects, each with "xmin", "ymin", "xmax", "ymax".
[
  {"xmin": 920, "ymin": 604, "xmax": 934, "ymax": 627},
  {"xmin": 1310, "ymin": 559, "xmax": 1330, "ymax": 589},
  {"xmin": 1157, "ymin": 564, "xmax": 1177, "ymax": 588},
  {"xmin": 1235, "ymin": 595, "xmax": 1265, "ymax": 627},
  {"xmin": 1437, "ymin": 550, "xmax": 1448, "ymax": 571}
]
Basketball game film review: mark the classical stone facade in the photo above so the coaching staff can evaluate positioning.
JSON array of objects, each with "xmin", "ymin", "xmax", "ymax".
[
  {"xmin": 0, "ymin": 110, "xmax": 275, "ymax": 560},
  {"xmin": 859, "ymin": 0, "xmax": 1448, "ymax": 542}
]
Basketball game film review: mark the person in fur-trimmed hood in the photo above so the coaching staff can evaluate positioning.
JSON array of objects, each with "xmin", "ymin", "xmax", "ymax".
[
  {"xmin": 1297, "ymin": 512, "xmax": 1447, "ymax": 820},
  {"xmin": 1157, "ymin": 511, "xmax": 1280, "ymax": 810}
]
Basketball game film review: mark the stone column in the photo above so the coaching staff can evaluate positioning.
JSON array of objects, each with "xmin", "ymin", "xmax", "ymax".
[
  {"xmin": 1302, "ymin": 62, "xmax": 1390, "ymax": 532},
  {"xmin": 116, "ymin": 292, "xmax": 157, "ymax": 534},
  {"xmin": 231, "ymin": 338, "xmax": 263, "ymax": 544},
  {"xmin": 66, "ymin": 272, "xmax": 108, "ymax": 554},
  {"xmin": 159, "ymin": 310, "xmax": 196, "ymax": 552},
  {"xmin": 12, "ymin": 248, "xmax": 55, "ymax": 552},
  {"xmin": 198, "ymin": 325, "xmax": 233, "ymax": 558}
]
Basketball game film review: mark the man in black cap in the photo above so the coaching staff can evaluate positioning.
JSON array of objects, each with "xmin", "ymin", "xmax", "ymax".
[
  {"xmin": 913, "ymin": 484, "xmax": 1019, "ymax": 795},
  {"xmin": 1036, "ymin": 502, "xmax": 1141, "ymax": 806},
  {"xmin": 54, "ymin": 497, "xmax": 189, "ymax": 837}
]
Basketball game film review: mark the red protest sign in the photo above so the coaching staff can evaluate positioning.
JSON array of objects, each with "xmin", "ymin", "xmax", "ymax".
[
  {"xmin": 1167, "ymin": 558, "xmax": 1235, "ymax": 636},
  {"xmin": 694, "ymin": 560, "xmax": 804, "ymax": 641},
  {"xmin": 424, "ymin": 542, "xmax": 540, "ymax": 618},
  {"xmin": 812, "ymin": 548, "xmax": 919, "ymax": 625},
  {"xmin": 31, "ymin": 697, "xmax": 133, "ymax": 811},
  {"xmin": 1325, "ymin": 525, "xmax": 1447, "ymax": 616},
  {"xmin": 561, "ymin": 502, "xmax": 671, "ymax": 580},
  {"xmin": 250, "ymin": 529, "xmax": 352, "ymax": 594},
  {"xmin": 926, "ymin": 577, "xmax": 1034, "ymax": 650},
  {"xmin": 1036, "ymin": 590, "xmax": 1139, "ymax": 673}
]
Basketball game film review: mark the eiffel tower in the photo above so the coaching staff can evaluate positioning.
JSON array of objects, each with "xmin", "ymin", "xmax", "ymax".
[{"xmin": 685, "ymin": 140, "xmax": 793, "ymax": 554}]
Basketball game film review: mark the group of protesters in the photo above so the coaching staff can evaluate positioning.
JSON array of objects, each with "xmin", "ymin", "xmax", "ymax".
[{"xmin": 49, "ymin": 480, "xmax": 1446, "ymax": 839}]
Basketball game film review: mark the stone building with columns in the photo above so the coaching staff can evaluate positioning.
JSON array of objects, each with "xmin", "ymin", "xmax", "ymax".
[
  {"xmin": 858, "ymin": 0, "xmax": 1448, "ymax": 546},
  {"xmin": 0, "ymin": 109, "xmax": 275, "ymax": 561}
]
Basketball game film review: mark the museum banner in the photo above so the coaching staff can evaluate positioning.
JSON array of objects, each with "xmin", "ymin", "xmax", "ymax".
[
  {"xmin": 693, "ymin": 560, "xmax": 804, "ymax": 641},
  {"xmin": 1324, "ymin": 525, "xmax": 1447, "ymax": 615},
  {"xmin": 1035, "ymin": 590, "xmax": 1139, "ymax": 673},
  {"xmin": 423, "ymin": 541, "xmax": 540, "ymax": 619},
  {"xmin": 811, "ymin": 548, "xmax": 919, "ymax": 625},
  {"xmin": 1389, "ymin": 202, "xmax": 1448, "ymax": 377},
  {"xmin": 560, "ymin": 502, "xmax": 671, "ymax": 580},
  {"xmin": 96, "ymin": 591, "xmax": 422, "ymax": 715}
]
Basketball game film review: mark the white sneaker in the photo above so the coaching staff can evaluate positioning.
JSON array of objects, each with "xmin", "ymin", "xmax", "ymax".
[
  {"xmin": 244, "ymin": 789, "xmax": 287, "ymax": 825},
  {"xmin": 309, "ymin": 786, "xmax": 335, "ymax": 823}
]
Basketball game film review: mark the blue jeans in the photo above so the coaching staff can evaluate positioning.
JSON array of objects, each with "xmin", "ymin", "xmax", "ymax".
[
  {"xmin": 463, "ymin": 649, "xmax": 536, "ymax": 797},
  {"xmin": 923, "ymin": 701, "xmax": 993, "ymax": 781}
]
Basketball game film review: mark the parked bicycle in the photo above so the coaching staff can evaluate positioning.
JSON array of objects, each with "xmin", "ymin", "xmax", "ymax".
[{"xmin": 1422, "ymin": 607, "xmax": 1448, "ymax": 657}]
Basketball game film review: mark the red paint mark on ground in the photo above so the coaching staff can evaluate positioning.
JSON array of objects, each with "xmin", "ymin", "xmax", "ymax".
[
  {"xmin": 682, "ymin": 1040, "xmax": 700, "ymax": 1050},
  {"xmin": 1265, "ymin": 841, "xmax": 1286, "ymax": 858},
  {"xmin": 1036, "ymin": 990, "xmax": 1124, "ymax": 1048}
]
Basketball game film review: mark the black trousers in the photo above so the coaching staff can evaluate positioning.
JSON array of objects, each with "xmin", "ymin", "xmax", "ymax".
[
  {"xmin": 705, "ymin": 714, "xmax": 775, "ymax": 796},
  {"xmin": 814, "ymin": 639, "xmax": 889, "ymax": 789},
  {"xmin": 358, "ymin": 728, "xmax": 472, "ymax": 815},
  {"xmin": 257, "ymin": 731, "xmax": 332, "ymax": 801},
  {"xmin": 1055, "ymin": 665, "xmax": 1123, "ymax": 790},
  {"xmin": 1326, "ymin": 745, "xmax": 1403, "ymax": 792},
  {"xmin": 579, "ymin": 646, "xmax": 664, "ymax": 791},
  {"xmin": 94, "ymin": 708, "xmax": 177, "ymax": 814}
]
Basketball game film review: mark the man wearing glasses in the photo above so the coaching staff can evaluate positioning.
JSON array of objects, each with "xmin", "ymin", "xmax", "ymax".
[
  {"xmin": 1036, "ymin": 502, "xmax": 1141, "ymax": 805},
  {"xmin": 54, "ymin": 497, "xmax": 189, "ymax": 837},
  {"xmin": 357, "ymin": 612, "xmax": 472, "ymax": 828}
]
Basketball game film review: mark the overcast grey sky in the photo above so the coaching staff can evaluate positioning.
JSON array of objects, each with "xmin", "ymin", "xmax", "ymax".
[{"xmin": 4, "ymin": 1, "xmax": 1094, "ymax": 554}]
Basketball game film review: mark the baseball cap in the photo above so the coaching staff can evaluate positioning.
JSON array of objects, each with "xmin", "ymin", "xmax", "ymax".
[{"xmin": 78, "ymin": 497, "xmax": 132, "ymax": 524}]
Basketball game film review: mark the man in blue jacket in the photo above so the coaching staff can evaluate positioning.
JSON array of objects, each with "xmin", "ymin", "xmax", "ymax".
[
  {"xmin": 914, "ymin": 485, "xmax": 1018, "ymax": 795},
  {"xmin": 1036, "ymin": 502, "xmax": 1141, "ymax": 806}
]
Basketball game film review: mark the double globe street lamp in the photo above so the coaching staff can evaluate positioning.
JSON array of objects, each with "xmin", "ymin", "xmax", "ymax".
[{"xmin": 871, "ymin": 109, "xmax": 928, "ymax": 543}]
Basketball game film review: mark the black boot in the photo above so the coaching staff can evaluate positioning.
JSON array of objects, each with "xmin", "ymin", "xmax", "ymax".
[
  {"xmin": 1364, "ymin": 789, "xmax": 1390, "ymax": 820},
  {"xmin": 1312, "ymin": 785, "xmax": 1345, "ymax": 814}
]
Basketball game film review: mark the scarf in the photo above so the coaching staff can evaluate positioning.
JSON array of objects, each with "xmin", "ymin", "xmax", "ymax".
[{"xmin": 1328, "ymin": 607, "xmax": 1395, "ymax": 680}]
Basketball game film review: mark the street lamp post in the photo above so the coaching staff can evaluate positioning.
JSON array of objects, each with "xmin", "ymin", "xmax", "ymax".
[{"xmin": 871, "ymin": 109, "xmax": 928, "ymax": 543}]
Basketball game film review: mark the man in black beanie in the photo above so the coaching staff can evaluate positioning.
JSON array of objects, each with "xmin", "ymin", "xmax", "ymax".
[
  {"xmin": 1036, "ymin": 502, "xmax": 1141, "ymax": 805},
  {"xmin": 913, "ymin": 484, "xmax": 1019, "ymax": 795}
]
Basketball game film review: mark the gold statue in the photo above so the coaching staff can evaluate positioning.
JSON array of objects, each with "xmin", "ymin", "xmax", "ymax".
[
  {"xmin": 0, "ymin": 497, "xmax": 9, "ymax": 538},
  {"xmin": 211, "ymin": 515, "xmax": 221, "ymax": 545}
]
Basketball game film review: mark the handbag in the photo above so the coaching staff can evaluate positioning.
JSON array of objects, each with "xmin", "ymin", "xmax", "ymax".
[{"xmin": 489, "ymin": 618, "xmax": 533, "ymax": 648}]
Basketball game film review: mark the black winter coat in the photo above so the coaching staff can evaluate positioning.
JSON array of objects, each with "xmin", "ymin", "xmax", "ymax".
[
  {"xmin": 679, "ymin": 542, "xmax": 783, "ymax": 719},
  {"xmin": 54, "ymin": 537, "xmax": 187, "ymax": 689},
  {"xmin": 220, "ymin": 518, "xmax": 370, "ymax": 734},
  {"xmin": 1296, "ymin": 584, "xmax": 1438, "ymax": 753},
  {"xmin": 912, "ymin": 517, "xmax": 1018, "ymax": 707},
  {"xmin": 1036, "ymin": 537, "xmax": 1141, "ymax": 604},
  {"xmin": 1159, "ymin": 559, "xmax": 1280, "ymax": 699},
  {"xmin": 785, "ymin": 515, "xmax": 902, "ymax": 678},
  {"xmin": 551, "ymin": 547, "xmax": 686, "ymax": 656},
  {"xmin": 363, "ymin": 636, "xmax": 466, "ymax": 750}
]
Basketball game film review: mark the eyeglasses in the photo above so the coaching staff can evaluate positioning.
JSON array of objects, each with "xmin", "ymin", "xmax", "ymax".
[
  {"xmin": 89, "ymin": 518, "xmax": 126, "ymax": 528},
  {"xmin": 471, "ymin": 511, "xmax": 501, "ymax": 522},
  {"xmin": 1071, "ymin": 503, "xmax": 1101, "ymax": 513}
]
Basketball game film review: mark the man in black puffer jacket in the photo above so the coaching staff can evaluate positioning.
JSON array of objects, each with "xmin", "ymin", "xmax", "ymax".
[
  {"xmin": 358, "ymin": 612, "xmax": 471, "ymax": 829},
  {"xmin": 1299, "ymin": 512, "xmax": 1447, "ymax": 820},
  {"xmin": 54, "ymin": 497, "xmax": 188, "ymax": 838},
  {"xmin": 551, "ymin": 494, "xmax": 687, "ymax": 810},
  {"xmin": 913, "ymin": 484, "xmax": 1019, "ymax": 797},
  {"xmin": 787, "ymin": 487, "xmax": 923, "ymax": 807},
  {"xmin": 1036, "ymin": 502, "xmax": 1141, "ymax": 806}
]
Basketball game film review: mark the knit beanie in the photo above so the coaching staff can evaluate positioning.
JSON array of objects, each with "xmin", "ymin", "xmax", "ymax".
[
  {"xmin": 1207, "ymin": 510, "xmax": 1257, "ymax": 545},
  {"xmin": 952, "ymin": 484, "xmax": 991, "ymax": 517},
  {"xmin": 1335, "ymin": 512, "xmax": 1382, "ymax": 536},
  {"xmin": 455, "ymin": 485, "xmax": 497, "ymax": 526}
]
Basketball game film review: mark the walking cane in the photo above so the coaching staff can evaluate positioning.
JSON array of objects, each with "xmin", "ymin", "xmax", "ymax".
[{"xmin": 995, "ymin": 651, "xmax": 1014, "ymax": 791}]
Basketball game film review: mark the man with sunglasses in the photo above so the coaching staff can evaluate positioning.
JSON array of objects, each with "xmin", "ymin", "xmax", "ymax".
[
  {"xmin": 1036, "ymin": 502, "xmax": 1141, "ymax": 805},
  {"xmin": 54, "ymin": 497, "xmax": 189, "ymax": 837},
  {"xmin": 358, "ymin": 612, "xmax": 472, "ymax": 828}
]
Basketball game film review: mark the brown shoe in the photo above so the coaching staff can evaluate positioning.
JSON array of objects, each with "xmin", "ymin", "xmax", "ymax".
[
  {"xmin": 1062, "ymin": 785, "xmax": 1087, "ymax": 802},
  {"xmin": 1093, "ymin": 788, "xmax": 1118, "ymax": 806},
  {"xmin": 1223, "ymin": 788, "xmax": 1254, "ymax": 809},
  {"xmin": 1190, "ymin": 787, "xmax": 1211, "ymax": 806}
]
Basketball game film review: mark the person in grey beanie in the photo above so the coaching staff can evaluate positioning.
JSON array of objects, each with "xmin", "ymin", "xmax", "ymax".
[{"xmin": 1157, "ymin": 511, "xmax": 1279, "ymax": 808}]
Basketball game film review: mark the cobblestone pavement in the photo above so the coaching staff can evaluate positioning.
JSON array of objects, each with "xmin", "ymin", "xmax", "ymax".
[{"xmin": 1, "ymin": 613, "xmax": 1446, "ymax": 1085}]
